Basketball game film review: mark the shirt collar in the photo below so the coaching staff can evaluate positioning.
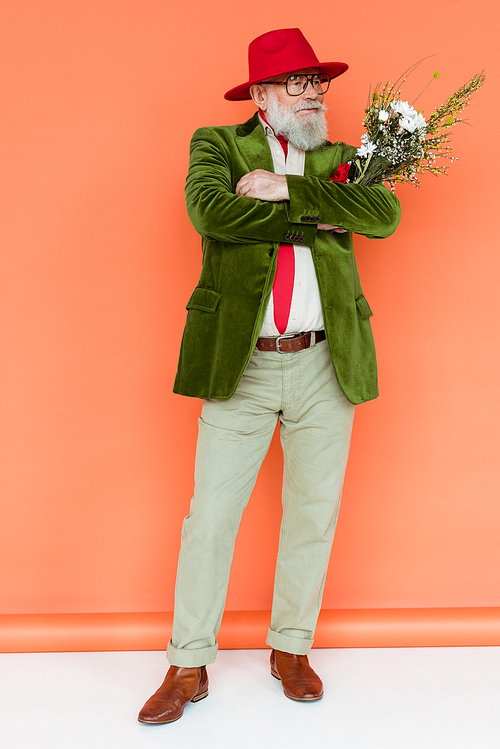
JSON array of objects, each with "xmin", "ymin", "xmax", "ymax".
[{"xmin": 258, "ymin": 110, "xmax": 289, "ymax": 157}]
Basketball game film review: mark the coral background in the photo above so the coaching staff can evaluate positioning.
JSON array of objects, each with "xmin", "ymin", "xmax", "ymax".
[{"xmin": 0, "ymin": 1, "xmax": 498, "ymax": 646}]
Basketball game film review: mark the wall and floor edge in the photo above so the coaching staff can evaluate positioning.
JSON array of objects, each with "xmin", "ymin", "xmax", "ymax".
[{"xmin": 1, "ymin": 608, "xmax": 500, "ymax": 653}]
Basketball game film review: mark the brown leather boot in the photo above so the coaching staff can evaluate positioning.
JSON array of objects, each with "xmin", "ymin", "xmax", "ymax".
[
  {"xmin": 138, "ymin": 666, "xmax": 209, "ymax": 724},
  {"xmin": 270, "ymin": 649, "xmax": 323, "ymax": 701}
]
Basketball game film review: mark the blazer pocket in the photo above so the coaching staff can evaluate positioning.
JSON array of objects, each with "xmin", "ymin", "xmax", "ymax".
[
  {"xmin": 186, "ymin": 286, "xmax": 221, "ymax": 313},
  {"xmin": 355, "ymin": 294, "xmax": 373, "ymax": 319}
]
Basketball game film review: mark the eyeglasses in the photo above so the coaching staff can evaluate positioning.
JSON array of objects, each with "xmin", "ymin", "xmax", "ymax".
[{"xmin": 259, "ymin": 73, "xmax": 331, "ymax": 96}]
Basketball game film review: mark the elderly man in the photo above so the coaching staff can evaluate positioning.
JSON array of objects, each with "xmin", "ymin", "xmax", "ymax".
[{"xmin": 139, "ymin": 28, "xmax": 400, "ymax": 724}]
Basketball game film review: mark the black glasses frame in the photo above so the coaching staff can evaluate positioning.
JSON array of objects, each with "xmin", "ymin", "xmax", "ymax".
[{"xmin": 259, "ymin": 73, "xmax": 331, "ymax": 96}]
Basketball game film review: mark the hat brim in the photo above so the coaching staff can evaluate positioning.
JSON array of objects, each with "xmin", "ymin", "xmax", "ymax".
[{"xmin": 224, "ymin": 61, "xmax": 348, "ymax": 101}]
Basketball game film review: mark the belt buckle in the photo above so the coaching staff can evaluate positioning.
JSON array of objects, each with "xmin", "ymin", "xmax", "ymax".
[{"xmin": 275, "ymin": 333, "xmax": 297, "ymax": 353}]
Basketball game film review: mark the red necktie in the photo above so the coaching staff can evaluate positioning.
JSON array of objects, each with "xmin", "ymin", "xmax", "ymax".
[
  {"xmin": 260, "ymin": 112, "xmax": 295, "ymax": 335},
  {"xmin": 273, "ymin": 244, "xmax": 295, "ymax": 334}
]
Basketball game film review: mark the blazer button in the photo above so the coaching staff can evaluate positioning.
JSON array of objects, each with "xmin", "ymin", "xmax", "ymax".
[
  {"xmin": 268, "ymin": 248, "xmax": 274, "ymax": 257},
  {"xmin": 300, "ymin": 215, "xmax": 307, "ymax": 222},
  {"xmin": 284, "ymin": 233, "xmax": 291, "ymax": 241},
  {"xmin": 298, "ymin": 235, "xmax": 304, "ymax": 243}
]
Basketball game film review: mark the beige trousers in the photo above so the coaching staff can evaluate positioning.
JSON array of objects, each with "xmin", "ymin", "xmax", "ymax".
[{"xmin": 167, "ymin": 338, "xmax": 355, "ymax": 667}]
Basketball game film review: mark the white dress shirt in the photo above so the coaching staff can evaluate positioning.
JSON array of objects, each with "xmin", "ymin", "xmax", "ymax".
[{"xmin": 258, "ymin": 116, "xmax": 324, "ymax": 337}]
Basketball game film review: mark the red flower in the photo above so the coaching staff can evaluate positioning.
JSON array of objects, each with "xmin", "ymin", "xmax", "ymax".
[{"xmin": 330, "ymin": 162, "xmax": 350, "ymax": 183}]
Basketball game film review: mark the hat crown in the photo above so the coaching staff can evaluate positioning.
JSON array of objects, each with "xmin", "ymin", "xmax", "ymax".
[
  {"xmin": 224, "ymin": 28, "xmax": 348, "ymax": 101},
  {"xmin": 248, "ymin": 28, "xmax": 320, "ymax": 82}
]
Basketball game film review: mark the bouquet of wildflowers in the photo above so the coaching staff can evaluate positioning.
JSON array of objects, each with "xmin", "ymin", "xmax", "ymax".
[{"xmin": 335, "ymin": 63, "xmax": 485, "ymax": 190}]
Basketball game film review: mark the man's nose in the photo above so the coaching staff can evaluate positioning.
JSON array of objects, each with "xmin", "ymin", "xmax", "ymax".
[{"xmin": 302, "ymin": 80, "xmax": 319, "ymax": 98}]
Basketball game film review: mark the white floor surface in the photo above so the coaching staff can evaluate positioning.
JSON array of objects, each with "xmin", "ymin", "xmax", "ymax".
[{"xmin": 1, "ymin": 647, "xmax": 499, "ymax": 749}]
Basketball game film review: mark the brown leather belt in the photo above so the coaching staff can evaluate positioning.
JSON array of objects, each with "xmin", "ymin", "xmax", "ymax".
[{"xmin": 256, "ymin": 330, "xmax": 326, "ymax": 354}]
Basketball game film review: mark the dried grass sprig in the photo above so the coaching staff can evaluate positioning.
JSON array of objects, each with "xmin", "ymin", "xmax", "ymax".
[{"xmin": 347, "ymin": 66, "xmax": 485, "ymax": 190}]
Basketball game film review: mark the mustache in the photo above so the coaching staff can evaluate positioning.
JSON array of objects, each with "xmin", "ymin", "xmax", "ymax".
[{"xmin": 292, "ymin": 101, "xmax": 327, "ymax": 113}]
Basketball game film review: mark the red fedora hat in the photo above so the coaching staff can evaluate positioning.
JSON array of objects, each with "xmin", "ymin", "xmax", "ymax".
[{"xmin": 224, "ymin": 28, "xmax": 348, "ymax": 101}]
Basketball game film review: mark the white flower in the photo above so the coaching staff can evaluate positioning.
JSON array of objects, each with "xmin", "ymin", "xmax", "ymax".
[
  {"xmin": 357, "ymin": 141, "xmax": 377, "ymax": 158},
  {"xmin": 412, "ymin": 112, "xmax": 427, "ymax": 130},
  {"xmin": 399, "ymin": 116, "xmax": 417, "ymax": 132},
  {"xmin": 391, "ymin": 99, "xmax": 416, "ymax": 118},
  {"xmin": 378, "ymin": 110, "xmax": 389, "ymax": 122},
  {"xmin": 360, "ymin": 133, "xmax": 369, "ymax": 144}
]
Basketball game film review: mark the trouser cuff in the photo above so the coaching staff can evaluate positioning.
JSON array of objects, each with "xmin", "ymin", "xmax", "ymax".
[
  {"xmin": 166, "ymin": 639, "xmax": 218, "ymax": 667},
  {"xmin": 266, "ymin": 629, "xmax": 313, "ymax": 655}
]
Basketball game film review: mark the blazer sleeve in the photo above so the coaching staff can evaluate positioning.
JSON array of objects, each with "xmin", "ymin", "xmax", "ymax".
[
  {"xmin": 185, "ymin": 127, "xmax": 317, "ymax": 246},
  {"xmin": 285, "ymin": 174, "xmax": 401, "ymax": 239}
]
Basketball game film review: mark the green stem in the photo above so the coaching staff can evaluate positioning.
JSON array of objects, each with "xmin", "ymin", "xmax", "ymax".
[{"xmin": 354, "ymin": 152, "xmax": 374, "ymax": 183}]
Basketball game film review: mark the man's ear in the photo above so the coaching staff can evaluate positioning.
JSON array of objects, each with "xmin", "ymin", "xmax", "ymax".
[{"xmin": 249, "ymin": 84, "xmax": 267, "ymax": 112}]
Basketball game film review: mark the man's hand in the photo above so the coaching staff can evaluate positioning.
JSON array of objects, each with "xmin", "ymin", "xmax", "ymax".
[
  {"xmin": 235, "ymin": 170, "xmax": 289, "ymax": 201},
  {"xmin": 235, "ymin": 172, "xmax": 347, "ymax": 232},
  {"xmin": 318, "ymin": 224, "xmax": 348, "ymax": 233}
]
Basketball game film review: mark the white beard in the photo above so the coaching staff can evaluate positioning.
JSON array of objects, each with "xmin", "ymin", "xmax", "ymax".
[{"xmin": 264, "ymin": 89, "xmax": 329, "ymax": 151}]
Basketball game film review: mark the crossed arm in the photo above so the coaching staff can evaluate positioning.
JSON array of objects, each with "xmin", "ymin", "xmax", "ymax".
[
  {"xmin": 186, "ymin": 127, "xmax": 400, "ymax": 243},
  {"xmin": 235, "ymin": 169, "xmax": 347, "ymax": 233}
]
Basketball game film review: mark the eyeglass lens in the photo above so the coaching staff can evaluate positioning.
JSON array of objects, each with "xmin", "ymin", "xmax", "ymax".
[{"xmin": 286, "ymin": 74, "xmax": 330, "ymax": 95}]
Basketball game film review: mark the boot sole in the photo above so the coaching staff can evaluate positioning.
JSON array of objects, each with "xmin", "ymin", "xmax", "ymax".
[{"xmin": 191, "ymin": 689, "xmax": 209, "ymax": 703}]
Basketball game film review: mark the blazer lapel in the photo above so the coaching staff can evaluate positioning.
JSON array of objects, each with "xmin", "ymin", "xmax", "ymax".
[
  {"xmin": 236, "ymin": 113, "xmax": 275, "ymax": 173},
  {"xmin": 305, "ymin": 143, "xmax": 342, "ymax": 179},
  {"xmin": 235, "ymin": 113, "xmax": 346, "ymax": 178}
]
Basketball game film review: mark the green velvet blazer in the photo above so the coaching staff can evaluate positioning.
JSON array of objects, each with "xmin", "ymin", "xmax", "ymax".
[{"xmin": 173, "ymin": 113, "xmax": 401, "ymax": 404}]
